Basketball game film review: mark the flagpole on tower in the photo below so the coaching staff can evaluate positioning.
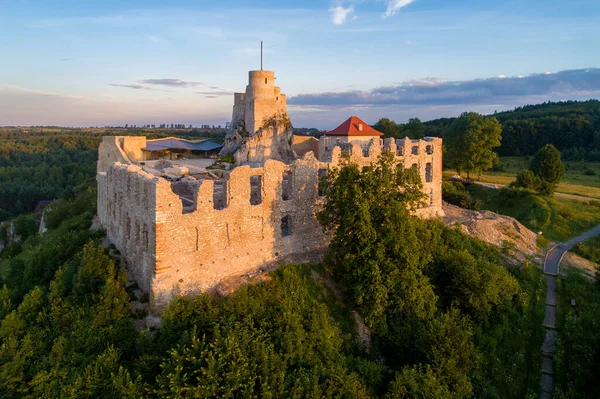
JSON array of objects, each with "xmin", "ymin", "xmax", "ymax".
[{"xmin": 260, "ymin": 41, "xmax": 263, "ymax": 70}]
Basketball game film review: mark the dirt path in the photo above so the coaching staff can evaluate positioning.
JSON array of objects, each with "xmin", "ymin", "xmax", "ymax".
[
  {"xmin": 539, "ymin": 224, "xmax": 600, "ymax": 398},
  {"xmin": 475, "ymin": 182, "xmax": 596, "ymax": 202}
]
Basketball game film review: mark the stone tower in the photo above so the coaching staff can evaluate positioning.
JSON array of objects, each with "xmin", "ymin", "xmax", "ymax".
[{"xmin": 231, "ymin": 70, "xmax": 287, "ymax": 135}]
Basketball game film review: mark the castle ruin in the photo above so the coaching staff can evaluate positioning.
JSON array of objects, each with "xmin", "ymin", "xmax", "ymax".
[{"xmin": 96, "ymin": 69, "xmax": 444, "ymax": 313}]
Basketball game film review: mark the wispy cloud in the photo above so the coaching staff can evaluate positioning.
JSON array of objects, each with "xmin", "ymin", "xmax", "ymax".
[
  {"xmin": 330, "ymin": 5, "xmax": 355, "ymax": 25},
  {"xmin": 195, "ymin": 89, "xmax": 233, "ymax": 98},
  {"xmin": 107, "ymin": 83, "xmax": 157, "ymax": 91},
  {"xmin": 140, "ymin": 78, "xmax": 203, "ymax": 88},
  {"xmin": 107, "ymin": 78, "xmax": 205, "ymax": 91},
  {"xmin": 288, "ymin": 68, "xmax": 600, "ymax": 106},
  {"xmin": 383, "ymin": 0, "xmax": 416, "ymax": 18},
  {"xmin": 329, "ymin": 0, "xmax": 416, "ymax": 24}
]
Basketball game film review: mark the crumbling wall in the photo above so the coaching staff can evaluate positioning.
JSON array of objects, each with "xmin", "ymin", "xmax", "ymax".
[
  {"xmin": 323, "ymin": 137, "xmax": 444, "ymax": 218},
  {"xmin": 98, "ymin": 134, "xmax": 444, "ymax": 313},
  {"xmin": 98, "ymin": 163, "xmax": 158, "ymax": 294},
  {"xmin": 292, "ymin": 135, "xmax": 320, "ymax": 158},
  {"xmin": 97, "ymin": 136, "xmax": 146, "ymax": 173},
  {"xmin": 150, "ymin": 154, "xmax": 329, "ymax": 311}
]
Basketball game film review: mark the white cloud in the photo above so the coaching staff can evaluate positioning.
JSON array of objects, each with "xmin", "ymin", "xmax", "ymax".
[
  {"xmin": 383, "ymin": 0, "xmax": 416, "ymax": 18},
  {"xmin": 497, "ymin": 74, "xmax": 507, "ymax": 78},
  {"xmin": 330, "ymin": 5, "xmax": 354, "ymax": 25}
]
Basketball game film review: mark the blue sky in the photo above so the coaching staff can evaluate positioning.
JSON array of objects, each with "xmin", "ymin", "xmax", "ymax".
[{"xmin": 0, "ymin": 0, "xmax": 599, "ymax": 128}]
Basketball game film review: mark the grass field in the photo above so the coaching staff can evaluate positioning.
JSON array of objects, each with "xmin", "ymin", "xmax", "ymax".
[
  {"xmin": 444, "ymin": 156, "xmax": 600, "ymax": 199},
  {"xmin": 571, "ymin": 235, "xmax": 600, "ymax": 265},
  {"xmin": 466, "ymin": 184, "xmax": 600, "ymax": 242}
]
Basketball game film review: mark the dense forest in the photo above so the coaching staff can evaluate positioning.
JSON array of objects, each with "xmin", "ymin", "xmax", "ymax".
[
  {"xmin": 0, "ymin": 128, "xmax": 226, "ymax": 220},
  {"xmin": 422, "ymin": 100, "xmax": 600, "ymax": 160}
]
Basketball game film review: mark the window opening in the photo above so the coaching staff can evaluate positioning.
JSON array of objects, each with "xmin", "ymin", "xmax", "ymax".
[
  {"xmin": 425, "ymin": 163, "xmax": 433, "ymax": 183},
  {"xmin": 318, "ymin": 169, "xmax": 328, "ymax": 196},
  {"xmin": 250, "ymin": 175, "xmax": 262, "ymax": 205},
  {"xmin": 281, "ymin": 215, "xmax": 292, "ymax": 237},
  {"xmin": 282, "ymin": 171, "xmax": 293, "ymax": 201},
  {"xmin": 213, "ymin": 180, "xmax": 228, "ymax": 210}
]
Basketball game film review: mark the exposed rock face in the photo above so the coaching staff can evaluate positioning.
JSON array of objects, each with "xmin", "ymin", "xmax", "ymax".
[
  {"xmin": 234, "ymin": 116, "xmax": 296, "ymax": 165},
  {"xmin": 442, "ymin": 203, "xmax": 541, "ymax": 262},
  {"xmin": 219, "ymin": 132, "xmax": 245, "ymax": 157}
]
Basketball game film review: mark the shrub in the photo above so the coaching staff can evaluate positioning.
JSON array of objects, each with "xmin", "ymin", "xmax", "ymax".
[
  {"xmin": 442, "ymin": 182, "xmax": 482, "ymax": 211},
  {"xmin": 584, "ymin": 168, "xmax": 596, "ymax": 176},
  {"xmin": 511, "ymin": 169, "xmax": 541, "ymax": 190},
  {"xmin": 525, "ymin": 196, "xmax": 552, "ymax": 230}
]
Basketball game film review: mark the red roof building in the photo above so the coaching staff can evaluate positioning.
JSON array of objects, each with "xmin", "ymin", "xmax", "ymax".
[{"xmin": 326, "ymin": 116, "xmax": 383, "ymax": 137}]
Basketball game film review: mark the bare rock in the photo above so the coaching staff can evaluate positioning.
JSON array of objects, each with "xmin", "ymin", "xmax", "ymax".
[
  {"xmin": 442, "ymin": 204, "xmax": 540, "ymax": 262},
  {"xmin": 146, "ymin": 315, "xmax": 163, "ymax": 329},
  {"xmin": 352, "ymin": 311, "xmax": 371, "ymax": 350}
]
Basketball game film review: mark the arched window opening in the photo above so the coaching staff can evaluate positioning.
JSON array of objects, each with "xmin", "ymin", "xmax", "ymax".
[{"xmin": 425, "ymin": 163, "xmax": 433, "ymax": 183}]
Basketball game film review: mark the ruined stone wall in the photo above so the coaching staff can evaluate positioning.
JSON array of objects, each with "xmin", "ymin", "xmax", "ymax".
[
  {"xmin": 98, "ymin": 163, "xmax": 158, "ymax": 293},
  {"xmin": 292, "ymin": 135, "xmax": 320, "ymax": 158},
  {"xmin": 98, "ymin": 134, "xmax": 444, "ymax": 313},
  {"xmin": 231, "ymin": 93, "xmax": 246, "ymax": 130},
  {"xmin": 97, "ymin": 136, "xmax": 146, "ymax": 173},
  {"xmin": 150, "ymin": 154, "xmax": 330, "ymax": 310},
  {"xmin": 321, "ymin": 136, "xmax": 444, "ymax": 218}
]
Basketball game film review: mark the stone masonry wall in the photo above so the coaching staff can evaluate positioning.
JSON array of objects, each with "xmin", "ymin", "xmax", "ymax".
[
  {"xmin": 150, "ymin": 154, "xmax": 329, "ymax": 310},
  {"xmin": 292, "ymin": 135, "xmax": 320, "ymax": 158},
  {"xmin": 98, "ymin": 163, "xmax": 159, "ymax": 293},
  {"xmin": 319, "ymin": 136, "xmax": 444, "ymax": 218},
  {"xmin": 97, "ymin": 134, "xmax": 444, "ymax": 313},
  {"xmin": 231, "ymin": 70, "xmax": 287, "ymax": 134}
]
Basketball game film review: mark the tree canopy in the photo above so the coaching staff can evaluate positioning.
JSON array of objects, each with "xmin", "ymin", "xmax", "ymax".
[
  {"xmin": 424, "ymin": 100, "xmax": 600, "ymax": 160},
  {"xmin": 444, "ymin": 112, "xmax": 502, "ymax": 179},
  {"xmin": 372, "ymin": 117, "xmax": 424, "ymax": 140}
]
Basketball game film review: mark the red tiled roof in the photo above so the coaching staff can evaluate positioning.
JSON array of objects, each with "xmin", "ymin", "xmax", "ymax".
[{"xmin": 326, "ymin": 116, "xmax": 383, "ymax": 137}]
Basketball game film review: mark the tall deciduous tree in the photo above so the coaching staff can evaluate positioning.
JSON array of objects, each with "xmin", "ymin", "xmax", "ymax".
[
  {"xmin": 530, "ymin": 144, "xmax": 565, "ymax": 196},
  {"xmin": 373, "ymin": 118, "xmax": 402, "ymax": 138},
  {"xmin": 405, "ymin": 117, "xmax": 425, "ymax": 139},
  {"xmin": 317, "ymin": 151, "xmax": 435, "ymax": 333},
  {"xmin": 445, "ymin": 112, "xmax": 502, "ymax": 179}
]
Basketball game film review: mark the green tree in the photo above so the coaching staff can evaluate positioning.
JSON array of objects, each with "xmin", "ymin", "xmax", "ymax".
[
  {"xmin": 405, "ymin": 118, "xmax": 424, "ymax": 139},
  {"xmin": 373, "ymin": 118, "xmax": 401, "ymax": 138},
  {"xmin": 444, "ymin": 112, "xmax": 502, "ymax": 179},
  {"xmin": 512, "ymin": 169, "xmax": 541, "ymax": 190},
  {"xmin": 530, "ymin": 144, "xmax": 565, "ymax": 196},
  {"xmin": 317, "ymin": 151, "xmax": 435, "ymax": 333}
]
